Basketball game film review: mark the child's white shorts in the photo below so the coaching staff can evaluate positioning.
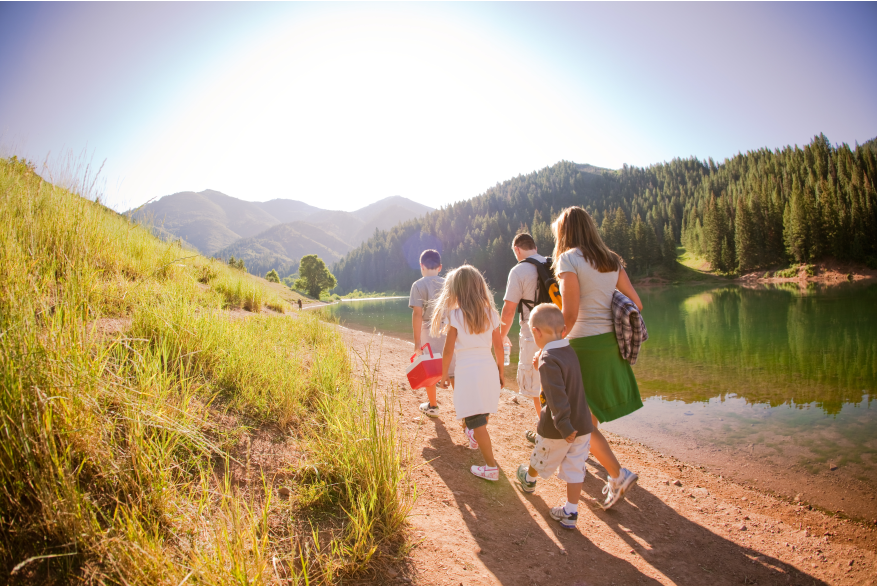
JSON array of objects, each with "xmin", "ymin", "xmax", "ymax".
[
  {"xmin": 529, "ymin": 433, "xmax": 592, "ymax": 483},
  {"xmin": 515, "ymin": 337, "xmax": 541, "ymax": 398}
]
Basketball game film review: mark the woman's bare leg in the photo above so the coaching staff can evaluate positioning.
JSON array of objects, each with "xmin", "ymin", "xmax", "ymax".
[{"xmin": 589, "ymin": 412, "xmax": 621, "ymax": 478}]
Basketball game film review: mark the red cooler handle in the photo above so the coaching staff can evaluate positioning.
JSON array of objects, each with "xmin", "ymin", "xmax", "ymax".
[{"xmin": 410, "ymin": 342, "xmax": 434, "ymax": 362}]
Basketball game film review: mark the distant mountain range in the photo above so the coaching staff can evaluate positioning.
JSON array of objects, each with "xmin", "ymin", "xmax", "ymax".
[{"xmin": 129, "ymin": 191, "xmax": 432, "ymax": 276}]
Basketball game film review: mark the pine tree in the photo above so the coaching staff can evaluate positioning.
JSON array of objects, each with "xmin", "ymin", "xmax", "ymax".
[
  {"xmin": 735, "ymin": 195, "xmax": 757, "ymax": 272},
  {"xmin": 662, "ymin": 223, "xmax": 676, "ymax": 269},
  {"xmin": 785, "ymin": 178, "xmax": 810, "ymax": 262},
  {"xmin": 613, "ymin": 207, "xmax": 631, "ymax": 264}
]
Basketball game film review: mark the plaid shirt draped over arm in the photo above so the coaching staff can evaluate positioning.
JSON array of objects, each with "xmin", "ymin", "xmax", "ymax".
[{"xmin": 611, "ymin": 290, "xmax": 648, "ymax": 365}]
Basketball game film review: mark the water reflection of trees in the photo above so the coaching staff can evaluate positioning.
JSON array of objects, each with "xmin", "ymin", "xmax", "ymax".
[{"xmin": 634, "ymin": 284, "xmax": 877, "ymax": 414}]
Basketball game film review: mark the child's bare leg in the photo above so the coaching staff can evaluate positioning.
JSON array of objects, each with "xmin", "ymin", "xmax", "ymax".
[
  {"xmin": 532, "ymin": 397, "xmax": 541, "ymax": 420},
  {"xmin": 426, "ymin": 384, "xmax": 437, "ymax": 406},
  {"xmin": 567, "ymin": 482, "xmax": 583, "ymax": 504},
  {"xmin": 472, "ymin": 425, "xmax": 497, "ymax": 467},
  {"xmin": 528, "ymin": 465, "xmax": 538, "ymax": 477},
  {"xmin": 589, "ymin": 413, "xmax": 621, "ymax": 478}
]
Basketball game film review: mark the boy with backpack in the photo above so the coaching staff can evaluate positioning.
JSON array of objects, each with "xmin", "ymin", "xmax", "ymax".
[
  {"xmin": 500, "ymin": 233, "xmax": 562, "ymax": 444},
  {"xmin": 409, "ymin": 249, "xmax": 454, "ymax": 417}
]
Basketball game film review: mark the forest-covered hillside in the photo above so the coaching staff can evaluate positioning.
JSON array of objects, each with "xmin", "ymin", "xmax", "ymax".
[{"xmin": 332, "ymin": 135, "xmax": 877, "ymax": 293}]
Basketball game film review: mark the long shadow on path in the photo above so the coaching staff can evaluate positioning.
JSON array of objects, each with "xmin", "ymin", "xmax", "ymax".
[
  {"xmin": 421, "ymin": 419, "xmax": 658, "ymax": 586},
  {"xmin": 419, "ymin": 418, "xmax": 825, "ymax": 586}
]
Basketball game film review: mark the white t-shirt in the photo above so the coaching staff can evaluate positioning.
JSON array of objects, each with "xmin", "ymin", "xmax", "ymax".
[
  {"xmin": 503, "ymin": 253, "xmax": 547, "ymax": 341},
  {"xmin": 555, "ymin": 248, "xmax": 619, "ymax": 338},
  {"xmin": 448, "ymin": 307, "xmax": 500, "ymax": 351}
]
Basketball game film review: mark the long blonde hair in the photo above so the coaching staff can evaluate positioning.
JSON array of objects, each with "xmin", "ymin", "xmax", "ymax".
[
  {"xmin": 429, "ymin": 265, "xmax": 499, "ymax": 336},
  {"xmin": 552, "ymin": 206, "xmax": 621, "ymax": 273}
]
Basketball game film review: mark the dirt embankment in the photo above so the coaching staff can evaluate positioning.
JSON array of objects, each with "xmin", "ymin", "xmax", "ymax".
[
  {"xmin": 739, "ymin": 259, "xmax": 876, "ymax": 286},
  {"xmin": 341, "ymin": 327, "xmax": 877, "ymax": 586}
]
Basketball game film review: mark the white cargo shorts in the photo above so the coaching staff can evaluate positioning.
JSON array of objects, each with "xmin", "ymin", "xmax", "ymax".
[{"xmin": 529, "ymin": 433, "xmax": 592, "ymax": 483}]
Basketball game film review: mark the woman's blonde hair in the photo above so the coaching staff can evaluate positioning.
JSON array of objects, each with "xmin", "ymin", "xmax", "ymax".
[
  {"xmin": 429, "ymin": 265, "xmax": 499, "ymax": 336},
  {"xmin": 552, "ymin": 206, "xmax": 621, "ymax": 273}
]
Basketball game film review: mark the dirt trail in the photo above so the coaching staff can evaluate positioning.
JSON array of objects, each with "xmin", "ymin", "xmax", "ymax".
[{"xmin": 342, "ymin": 328, "xmax": 877, "ymax": 586}]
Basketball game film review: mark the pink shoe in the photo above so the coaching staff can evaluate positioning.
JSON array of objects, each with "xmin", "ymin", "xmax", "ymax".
[
  {"xmin": 470, "ymin": 465, "xmax": 499, "ymax": 481},
  {"xmin": 465, "ymin": 427, "xmax": 479, "ymax": 449}
]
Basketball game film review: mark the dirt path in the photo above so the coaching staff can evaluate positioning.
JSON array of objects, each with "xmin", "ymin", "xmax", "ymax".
[{"xmin": 341, "ymin": 328, "xmax": 877, "ymax": 586}]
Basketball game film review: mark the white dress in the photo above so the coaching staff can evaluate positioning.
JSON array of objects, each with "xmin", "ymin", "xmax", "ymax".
[{"xmin": 448, "ymin": 308, "xmax": 501, "ymax": 419}]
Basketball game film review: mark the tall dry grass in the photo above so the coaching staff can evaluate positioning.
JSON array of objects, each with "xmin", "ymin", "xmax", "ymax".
[{"xmin": 0, "ymin": 156, "xmax": 413, "ymax": 584}]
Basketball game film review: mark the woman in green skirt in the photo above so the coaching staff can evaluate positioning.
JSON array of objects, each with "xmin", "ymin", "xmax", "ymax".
[{"xmin": 551, "ymin": 206, "xmax": 644, "ymax": 510}]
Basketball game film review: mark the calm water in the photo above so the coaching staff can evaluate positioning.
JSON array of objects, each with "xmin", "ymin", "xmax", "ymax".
[{"xmin": 319, "ymin": 283, "xmax": 877, "ymax": 516}]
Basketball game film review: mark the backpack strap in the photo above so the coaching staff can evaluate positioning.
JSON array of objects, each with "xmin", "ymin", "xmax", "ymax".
[
  {"xmin": 516, "ymin": 257, "xmax": 563, "ymax": 315},
  {"xmin": 515, "ymin": 257, "xmax": 548, "ymax": 321}
]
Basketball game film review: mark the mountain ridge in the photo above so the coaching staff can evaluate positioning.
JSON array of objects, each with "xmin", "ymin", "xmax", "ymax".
[{"xmin": 130, "ymin": 191, "xmax": 433, "ymax": 274}]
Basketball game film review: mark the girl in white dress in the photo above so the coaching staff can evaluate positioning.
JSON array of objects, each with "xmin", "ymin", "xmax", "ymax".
[{"xmin": 431, "ymin": 265, "xmax": 505, "ymax": 481}]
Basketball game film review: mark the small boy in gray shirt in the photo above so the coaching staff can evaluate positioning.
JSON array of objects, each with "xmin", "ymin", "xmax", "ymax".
[
  {"xmin": 409, "ymin": 249, "xmax": 454, "ymax": 417},
  {"xmin": 516, "ymin": 303, "xmax": 593, "ymax": 529}
]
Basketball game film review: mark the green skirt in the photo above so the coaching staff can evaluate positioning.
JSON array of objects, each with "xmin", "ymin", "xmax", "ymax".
[{"xmin": 569, "ymin": 332, "xmax": 643, "ymax": 423}]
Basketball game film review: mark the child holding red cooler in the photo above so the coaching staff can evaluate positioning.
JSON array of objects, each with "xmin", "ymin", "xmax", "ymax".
[{"xmin": 409, "ymin": 249, "xmax": 454, "ymax": 417}]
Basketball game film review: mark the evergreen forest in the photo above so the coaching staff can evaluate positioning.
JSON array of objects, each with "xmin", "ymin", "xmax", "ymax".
[{"xmin": 332, "ymin": 135, "xmax": 877, "ymax": 294}]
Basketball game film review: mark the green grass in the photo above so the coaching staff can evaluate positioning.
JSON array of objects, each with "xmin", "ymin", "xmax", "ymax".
[
  {"xmin": 633, "ymin": 247, "xmax": 730, "ymax": 285},
  {"xmin": 0, "ymin": 157, "xmax": 413, "ymax": 584}
]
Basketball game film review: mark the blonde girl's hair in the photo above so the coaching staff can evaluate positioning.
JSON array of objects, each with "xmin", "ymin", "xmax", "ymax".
[
  {"xmin": 429, "ymin": 265, "xmax": 499, "ymax": 337},
  {"xmin": 551, "ymin": 206, "xmax": 622, "ymax": 273}
]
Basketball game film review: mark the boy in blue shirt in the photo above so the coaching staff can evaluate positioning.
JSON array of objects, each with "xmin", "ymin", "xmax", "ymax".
[{"xmin": 516, "ymin": 303, "xmax": 593, "ymax": 529}]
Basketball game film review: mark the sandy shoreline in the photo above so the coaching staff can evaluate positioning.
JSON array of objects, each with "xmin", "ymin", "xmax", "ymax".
[{"xmin": 339, "ymin": 325, "xmax": 877, "ymax": 586}]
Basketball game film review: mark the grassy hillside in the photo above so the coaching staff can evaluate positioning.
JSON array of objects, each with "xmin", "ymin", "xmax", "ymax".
[{"xmin": 0, "ymin": 157, "xmax": 412, "ymax": 584}]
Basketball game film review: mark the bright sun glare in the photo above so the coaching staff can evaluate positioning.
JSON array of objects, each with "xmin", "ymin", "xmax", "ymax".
[{"xmin": 121, "ymin": 8, "xmax": 612, "ymax": 211}]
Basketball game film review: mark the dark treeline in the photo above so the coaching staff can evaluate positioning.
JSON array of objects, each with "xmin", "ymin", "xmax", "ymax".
[{"xmin": 333, "ymin": 135, "xmax": 877, "ymax": 293}]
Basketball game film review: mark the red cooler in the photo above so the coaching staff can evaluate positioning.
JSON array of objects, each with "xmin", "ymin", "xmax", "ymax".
[{"xmin": 406, "ymin": 343, "xmax": 443, "ymax": 389}]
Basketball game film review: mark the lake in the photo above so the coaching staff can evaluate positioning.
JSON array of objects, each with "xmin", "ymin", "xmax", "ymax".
[{"xmin": 318, "ymin": 282, "xmax": 877, "ymax": 520}]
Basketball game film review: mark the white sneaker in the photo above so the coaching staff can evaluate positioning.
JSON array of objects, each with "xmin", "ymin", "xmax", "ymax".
[
  {"xmin": 465, "ymin": 427, "xmax": 479, "ymax": 449},
  {"xmin": 419, "ymin": 402, "xmax": 440, "ymax": 418},
  {"xmin": 470, "ymin": 465, "xmax": 499, "ymax": 481},
  {"xmin": 601, "ymin": 468, "xmax": 638, "ymax": 510},
  {"xmin": 549, "ymin": 504, "xmax": 578, "ymax": 529}
]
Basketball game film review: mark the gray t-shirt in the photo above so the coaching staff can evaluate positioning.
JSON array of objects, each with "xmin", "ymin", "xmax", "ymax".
[
  {"xmin": 503, "ymin": 253, "xmax": 547, "ymax": 341},
  {"xmin": 555, "ymin": 248, "xmax": 619, "ymax": 338},
  {"xmin": 409, "ymin": 275, "xmax": 444, "ymax": 325}
]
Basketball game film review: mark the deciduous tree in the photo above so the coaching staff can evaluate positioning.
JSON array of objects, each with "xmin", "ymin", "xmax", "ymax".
[{"xmin": 294, "ymin": 255, "xmax": 337, "ymax": 298}]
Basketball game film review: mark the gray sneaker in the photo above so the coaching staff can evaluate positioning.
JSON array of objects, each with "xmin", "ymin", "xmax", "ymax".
[
  {"xmin": 419, "ymin": 402, "xmax": 440, "ymax": 418},
  {"xmin": 516, "ymin": 464, "xmax": 536, "ymax": 493},
  {"xmin": 601, "ymin": 468, "xmax": 638, "ymax": 510}
]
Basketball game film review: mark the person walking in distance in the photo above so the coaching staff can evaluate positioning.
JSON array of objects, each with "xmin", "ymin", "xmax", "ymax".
[{"xmin": 551, "ymin": 206, "xmax": 644, "ymax": 510}]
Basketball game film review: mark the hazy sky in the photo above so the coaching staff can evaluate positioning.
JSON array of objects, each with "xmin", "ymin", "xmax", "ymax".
[{"xmin": 1, "ymin": 2, "xmax": 875, "ymax": 212}]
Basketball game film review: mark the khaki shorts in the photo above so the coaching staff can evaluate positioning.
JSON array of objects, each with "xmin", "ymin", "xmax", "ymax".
[
  {"xmin": 420, "ymin": 327, "xmax": 455, "ymax": 377},
  {"xmin": 529, "ymin": 433, "xmax": 592, "ymax": 483},
  {"xmin": 516, "ymin": 336, "xmax": 541, "ymax": 398}
]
